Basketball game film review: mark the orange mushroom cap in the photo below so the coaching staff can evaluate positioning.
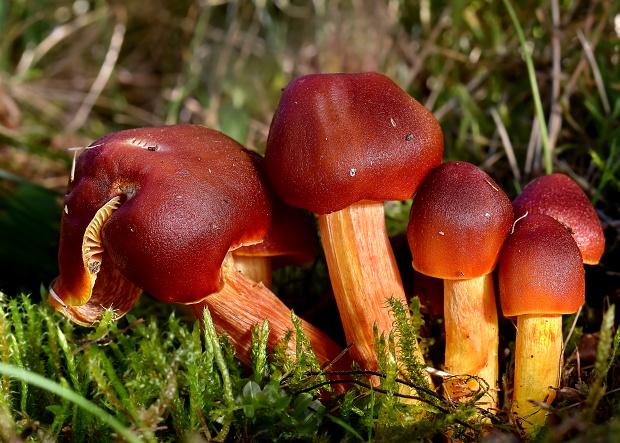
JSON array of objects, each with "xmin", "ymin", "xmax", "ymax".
[
  {"xmin": 512, "ymin": 173, "xmax": 605, "ymax": 265},
  {"xmin": 499, "ymin": 214, "xmax": 585, "ymax": 317},
  {"xmin": 51, "ymin": 125, "xmax": 272, "ymax": 310},
  {"xmin": 264, "ymin": 72, "xmax": 443, "ymax": 214},
  {"xmin": 407, "ymin": 161, "xmax": 514, "ymax": 279}
]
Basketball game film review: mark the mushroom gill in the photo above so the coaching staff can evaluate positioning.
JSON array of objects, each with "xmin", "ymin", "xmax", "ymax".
[{"xmin": 82, "ymin": 196, "xmax": 122, "ymax": 283}]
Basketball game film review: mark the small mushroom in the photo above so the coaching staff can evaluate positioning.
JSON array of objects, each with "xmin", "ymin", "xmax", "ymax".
[
  {"xmin": 232, "ymin": 197, "xmax": 318, "ymax": 289},
  {"xmin": 264, "ymin": 72, "xmax": 443, "ymax": 382},
  {"xmin": 512, "ymin": 173, "xmax": 605, "ymax": 265},
  {"xmin": 407, "ymin": 161, "xmax": 514, "ymax": 410},
  {"xmin": 498, "ymin": 213, "xmax": 585, "ymax": 433},
  {"xmin": 49, "ymin": 125, "xmax": 350, "ymax": 374}
]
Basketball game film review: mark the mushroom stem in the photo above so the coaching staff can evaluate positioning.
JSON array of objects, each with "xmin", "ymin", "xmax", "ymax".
[
  {"xmin": 232, "ymin": 254, "xmax": 273, "ymax": 289},
  {"xmin": 512, "ymin": 314, "xmax": 562, "ymax": 432},
  {"xmin": 190, "ymin": 261, "xmax": 352, "ymax": 392},
  {"xmin": 443, "ymin": 275, "xmax": 498, "ymax": 410},
  {"xmin": 318, "ymin": 200, "xmax": 429, "ymax": 384}
]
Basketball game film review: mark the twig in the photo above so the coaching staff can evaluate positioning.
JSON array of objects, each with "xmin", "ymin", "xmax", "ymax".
[
  {"xmin": 547, "ymin": 0, "xmax": 563, "ymax": 157},
  {"xmin": 425, "ymin": 58, "xmax": 454, "ymax": 112},
  {"xmin": 597, "ymin": 209, "xmax": 620, "ymax": 229},
  {"xmin": 563, "ymin": 306, "xmax": 583, "ymax": 352},
  {"xmin": 490, "ymin": 107, "xmax": 521, "ymax": 181},
  {"xmin": 577, "ymin": 30, "xmax": 611, "ymax": 115},
  {"xmin": 400, "ymin": 9, "xmax": 450, "ymax": 86},
  {"xmin": 15, "ymin": 11, "xmax": 104, "ymax": 75},
  {"xmin": 434, "ymin": 70, "xmax": 489, "ymax": 122},
  {"xmin": 305, "ymin": 370, "xmax": 502, "ymax": 428},
  {"xmin": 524, "ymin": 117, "xmax": 541, "ymax": 175},
  {"xmin": 562, "ymin": 1, "xmax": 610, "ymax": 103},
  {"xmin": 68, "ymin": 21, "xmax": 126, "ymax": 131},
  {"xmin": 305, "ymin": 369, "xmax": 445, "ymax": 402}
]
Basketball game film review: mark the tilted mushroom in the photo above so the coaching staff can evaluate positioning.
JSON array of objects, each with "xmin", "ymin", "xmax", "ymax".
[
  {"xmin": 407, "ymin": 161, "xmax": 513, "ymax": 410},
  {"xmin": 498, "ymin": 213, "xmax": 585, "ymax": 434},
  {"xmin": 232, "ymin": 197, "xmax": 318, "ymax": 289},
  {"xmin": 49, "ymin": 124, "xmax": 350, "ymax": 374},
  {"xmin": 264, "ymin": 72, "xmax": 443, "ymax": 382}
]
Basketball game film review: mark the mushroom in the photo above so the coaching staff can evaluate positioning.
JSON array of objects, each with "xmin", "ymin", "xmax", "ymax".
[
  {"xmin": 498, "ymin": 213, "xmax": 585, "ymax": 433},
  {"xmin": 512, "ymin": 173, "xmax": 605, "ymax": 265},
  {"xmin": 407, "ymin": 161, "xmax": 513, "ymax": 410},
  {"xmin": 49, "ymin": 124, "xmax": 350, "ymax": 375},
  {"xmin": 232, "ymin": 197, "xmax": 318, "ymax": 289},
  {"xmin": 264, "ymin": 72, "xmax": 443, "ymax": 381}
]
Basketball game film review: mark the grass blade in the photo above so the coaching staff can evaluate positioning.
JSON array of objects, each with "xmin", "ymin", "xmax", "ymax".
[
  {"xmin": 0, "ymin": 362, "xmax": 142, "ymax": 443},
  {"xmin": 501, "ymin": 0, "xmax": 552, "ymax": 174},
  {"xmin": 584, "ymin": 305, "xmax": 617, "ymax": 422}
]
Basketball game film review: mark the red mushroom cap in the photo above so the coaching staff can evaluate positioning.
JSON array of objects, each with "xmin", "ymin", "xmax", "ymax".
[
  {"xmin": 264, "ymin": 72, "xmax": 443, "ymax": 214},
  {"xmin": 512, "ymin": 173, "xmax": 605, "ymax": 265},
  {"xmin": 499, "ymin": 213, "xmax": 585, "ymax": 317},
  {"xmin": 53, "ymin": 125, "xmax": 272, "ymax": 307},
  {"xmin": 234, "ymin": 198, "xmax": 318, "ymax": 268},
  {"xmin": 407, "ymin": 161, "xmax": 514, "ymax": 279}
]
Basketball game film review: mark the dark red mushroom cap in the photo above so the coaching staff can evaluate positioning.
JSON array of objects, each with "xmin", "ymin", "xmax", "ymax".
[
  {"xmin": 234, "ymin": 198, "xmax": 318, "ymax": 268},
  {"xmin": 264, "ymin": 72, "xmax": 444, "ymax": 214},
  {"xmin": 53, "ymin": 125, "xmax": 272, "ymax": 307},
  {"xmin": 407, "ymin": 161, "xmax": 514, "ymax": 279},
  {"xmin": 512, "ymin": 173, "xmax": 605, "ymax": 265},
  {"xmin": 499, "ymin": 213, "xmax": 585, "ymax": 317}
]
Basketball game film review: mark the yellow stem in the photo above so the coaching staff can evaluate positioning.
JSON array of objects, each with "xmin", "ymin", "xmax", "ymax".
[
  {"xmin": 512, "ymin": 314, "xmax": 562, "ymax": 433},
  {"xmin": 443, "ymin": 276, "xmax": 499, "ymax": 410},
  {"xmin": 233, "ymin": 254, "xmax": 273, "ymax": 289}
]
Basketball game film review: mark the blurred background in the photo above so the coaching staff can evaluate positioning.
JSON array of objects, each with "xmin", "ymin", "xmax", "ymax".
[{"xmin": 0, "ymin": 0, "xmax": 618, "ymax": 316}]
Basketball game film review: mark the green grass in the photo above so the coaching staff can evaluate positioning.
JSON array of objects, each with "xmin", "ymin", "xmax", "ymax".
[
  {"xmin": 0, "ymin": 293, "xmax": 496, "ymax": 441},
  {"xmin": 0, "ymin": 362, "xmax": 142, "ymax": 443},
  {"xmin": 0, "ymin": 0, "xmax": 619, "ymax": 440},
  {"xmin": 1, "ymin": 293, "xmax": 619, "ymax": 441}
]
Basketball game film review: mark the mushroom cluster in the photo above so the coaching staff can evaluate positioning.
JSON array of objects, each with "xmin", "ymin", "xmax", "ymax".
[{"xmin": 49, "ymin": 73, "xmax": 605, "ymax": 435}]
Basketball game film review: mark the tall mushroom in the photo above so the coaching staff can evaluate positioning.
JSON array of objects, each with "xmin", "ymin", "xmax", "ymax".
[
  {"xmin": 49, "ymin": 124, "xmax": 350, "ymax": 375},
  {"xmin": 407, "ymin": 161, "xmax": 513, "ymax": 410},
  {"xmin": 512, "ymin": 173, "xmax": 605, "ymax": 265},
  {"xmin": 264, "ymin": 73, "xmax": 443, "ymax": 382},
  {"xmin": 498, "ymin": 213, "xmax": 585, "ymax": 433}
]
